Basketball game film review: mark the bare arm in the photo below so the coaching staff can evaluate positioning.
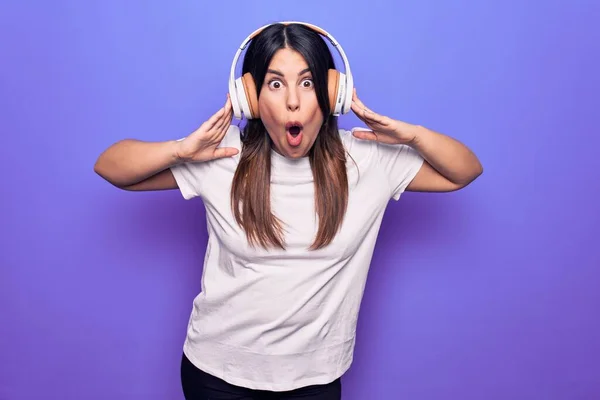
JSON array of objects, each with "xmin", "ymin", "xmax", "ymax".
[
  {"xmin": 350, "ymin": 90, "xmax": 483, "ymax": 192},
  {"xmin": 406, "ymin": 125, "xmax": 483, "ymax": 191},
  {"xmin": 94, "ymin": 95, "xmax": 237, "ymax": 192},
  {"xmin": 94, "ymin": 139, "xmax": 181, "ymax": 189}
]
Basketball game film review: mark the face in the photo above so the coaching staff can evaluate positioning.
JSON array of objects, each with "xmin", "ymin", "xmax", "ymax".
[{"xmin": 258, "ymin": 47, "xmax": 324, "ymax": 158}]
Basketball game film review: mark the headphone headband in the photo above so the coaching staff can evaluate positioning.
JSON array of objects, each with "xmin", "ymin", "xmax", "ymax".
[{"xmin": 228, "ymin": 21, "xmax": 354, "ymax": 119}]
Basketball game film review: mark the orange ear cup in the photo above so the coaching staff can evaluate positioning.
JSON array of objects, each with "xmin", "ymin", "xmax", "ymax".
[
  {"xmin": 241, "ymin": 72, "xmax": 259, "ymax": 119},
  {"xmin": 327, "ymin": 69, "xmax": 340, "ymax": 113},
  {"xmin": 240, "ymin": 69, "xmax": 341, "ymax": 119}
]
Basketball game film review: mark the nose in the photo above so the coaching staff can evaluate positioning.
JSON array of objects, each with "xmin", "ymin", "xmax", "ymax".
[{"xmin": 286, "ymin": 86, "xmax": 300, "ymax": 112}]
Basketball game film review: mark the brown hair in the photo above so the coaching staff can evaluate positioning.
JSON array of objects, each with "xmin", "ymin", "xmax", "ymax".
[{"xmin": 230, "ymin": 23, "xmax": 349, "ymax": 250}]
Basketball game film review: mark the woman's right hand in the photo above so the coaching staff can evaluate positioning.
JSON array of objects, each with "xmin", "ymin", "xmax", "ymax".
[{"xmin": 175, "ymin": 95, "xmax": 239, "ymax": 163}]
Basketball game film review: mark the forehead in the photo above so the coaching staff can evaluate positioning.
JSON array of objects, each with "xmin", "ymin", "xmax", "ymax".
[{"xmin": 267, "ymin": 48, "xmax": 310, "ymax": 73}]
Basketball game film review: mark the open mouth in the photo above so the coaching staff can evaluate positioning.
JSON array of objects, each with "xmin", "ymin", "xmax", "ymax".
[
  {"xmin": 286, "ymin": 121, "xmax": 303, "ymax": 137},
  {"xmin": 285, "ymin": 121, "xmax": 304, "ymax": 147}
]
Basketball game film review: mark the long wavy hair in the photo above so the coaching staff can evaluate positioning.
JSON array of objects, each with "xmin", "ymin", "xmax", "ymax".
[{"xmin": 230, "ymin": 23, "xmax": 349, "ymax": 250}]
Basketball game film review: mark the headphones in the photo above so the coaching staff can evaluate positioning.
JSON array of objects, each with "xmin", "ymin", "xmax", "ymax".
[{"xmin": 228, "ymin": 21, "xmax": 354, "ymax": 120}]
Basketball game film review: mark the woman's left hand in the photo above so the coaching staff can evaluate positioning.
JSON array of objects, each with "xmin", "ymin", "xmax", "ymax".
[{"xmin": 350, "ymin": 89, "xmax": 419, "ymax": 146}]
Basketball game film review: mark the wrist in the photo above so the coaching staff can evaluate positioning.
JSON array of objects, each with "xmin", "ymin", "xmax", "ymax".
[
  {"xmin": 169, "ymin": 139, "xmax": 186, "ymax": 164},
  {"xmin": 396, "ymin": 122, "xmax": 424, "ymax": 147}
]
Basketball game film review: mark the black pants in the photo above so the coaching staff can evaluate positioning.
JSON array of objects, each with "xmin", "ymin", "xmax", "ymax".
[{"xmin": 180, "ymin": 353, "xmax": 342, "ymax": 400}]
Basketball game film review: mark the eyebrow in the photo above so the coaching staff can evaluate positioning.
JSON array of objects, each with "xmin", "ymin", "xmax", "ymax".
[{"xmin": 266, "ymin": 68, "xmax": 311, "ymax": 77}]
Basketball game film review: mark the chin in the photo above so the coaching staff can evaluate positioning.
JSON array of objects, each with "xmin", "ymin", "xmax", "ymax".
[
  {"xmin": 282, "ymin": 146, "xmax": 308, "ymax": 159},
  {"xmin": 291, "ymin": 152, "xmax": 309, "ymax": 159}
]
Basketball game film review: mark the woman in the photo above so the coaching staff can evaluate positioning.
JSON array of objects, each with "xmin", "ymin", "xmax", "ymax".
[{"xmin": 95, "ymin": 21, "xmax": 482, "ymax": 400}]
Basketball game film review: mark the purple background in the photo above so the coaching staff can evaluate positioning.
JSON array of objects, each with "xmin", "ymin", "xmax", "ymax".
[{"xmin": 2, "ymin": 0, "xmax": 599, "ymax": 399}]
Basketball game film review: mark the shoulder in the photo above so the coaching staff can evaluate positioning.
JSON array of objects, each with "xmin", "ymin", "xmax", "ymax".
[
  {"xmin": 338, "ymin": 127, "xmax": 377, "ymax": 162},
  {"xmin": 207, "ymin": 124, "xmax": 243, "ymax": 172},
  {"xmin": 220, "ymin": 124, "xmax": 243, "ymax": 152},
  {"xmin": 170, "ymin": 124, "xmax": 242, "ymax": 200}
]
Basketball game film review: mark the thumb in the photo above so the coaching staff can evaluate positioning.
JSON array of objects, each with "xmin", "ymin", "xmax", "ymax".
[
  {"xmin": 352, "ymin": 129, "xmax": 378, "ymax": 142},
  {"xmin": 213, "ymin": 147, "xmax": 240, "ymax": 159}
]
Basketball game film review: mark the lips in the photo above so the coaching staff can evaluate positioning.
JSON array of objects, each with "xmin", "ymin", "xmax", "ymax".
[
  {"xmin": 285, "ymin": 121, "xmax": 303, "ymax": 136},
  {"xmin": 285, "ymin": 120, "xmax": 304, "ymax": 147}
]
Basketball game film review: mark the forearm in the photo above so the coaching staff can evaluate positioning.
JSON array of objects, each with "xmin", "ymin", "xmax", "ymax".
[
  {"xmin": 405, "ymin": 124, "xmax": 483, "ymax": 185},
  {"xmin": 94, "ymin": 139, "xmax": 181, "ymax": 187}
]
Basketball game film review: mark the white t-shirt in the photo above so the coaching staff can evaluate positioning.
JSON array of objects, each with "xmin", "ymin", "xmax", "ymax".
[{"xmin": 170, "ymin": 125, "xmax": 424, "ymax": 391}]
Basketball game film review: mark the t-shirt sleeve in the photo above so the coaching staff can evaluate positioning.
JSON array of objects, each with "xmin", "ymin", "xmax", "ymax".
[
  {"xmin": 170, "ymin": 156, "xmax": 212, "ymax": 200},
  {"xmin": 350, "ymin": 127, "xmax": 424, "ymax": 201}
]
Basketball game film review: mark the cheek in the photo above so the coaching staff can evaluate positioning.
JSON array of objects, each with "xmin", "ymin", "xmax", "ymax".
[
  {"xmin": 305, "ymin": 94, "xmax": 323, "ymax": 119},
  {"xmin": 258, "ymin": 96, "xmax": 281, "ymax": 128},
  {"xmin": 307, "ymin": 103, "xmax": 324, "ymax": 130}
]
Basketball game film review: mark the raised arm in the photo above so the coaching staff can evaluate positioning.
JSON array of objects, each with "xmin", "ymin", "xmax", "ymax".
[
  {"xmin": 403, "ymin": 126, "xmax": 482, "ymax": 192},
  {"xmin": 350, "ymin": 89, "xmax": 483, "ymax": 192},
  {"xmin": 94, "ymin": 95, "xmax": 238, "ymax": 191},
  {"xmin": 94, "ymin": 139, "xmax": 181, "ymax": 190}
]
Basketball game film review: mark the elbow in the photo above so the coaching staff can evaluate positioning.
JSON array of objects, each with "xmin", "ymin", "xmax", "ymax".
[
  {"xmin": 93, "ymin": 157, "xmax": 106, "ymax": 180},
  {"xmin": 93, "ymin": 156, "xmax": 111, "ymax": 182},
  {"xmin": 93, "ymin": 158, "xmax": 103, "ymax": 177},
  {"xmin": 473, "ymin": 161, "xmax": 484, "ymax": 180},
  {"xmin": 93, "ymin": 156, "xmax": 125, "ymax": 188},
  {"xmin": 453, "ymin": 162, "xmax": 483, "ymax": 188},
  {"xmin": 466, "ymin": 163, "xmax": 484, "ymax": 186}
]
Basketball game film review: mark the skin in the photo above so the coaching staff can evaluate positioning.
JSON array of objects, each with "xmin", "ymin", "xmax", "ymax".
[
  {"xmin": 94, "ymin": 46, "xmax": 482, "ymax": 193},
  {"xmin": 256, "ymin": 47, "xmax": 483, "ymax": 191},
  {"xmin": 258, "ymin": 47, "xmax": 324, "ymax": 159},
  {"xmin": 350, "ymin": 90, "xmax": 483, "ymax": 191}
]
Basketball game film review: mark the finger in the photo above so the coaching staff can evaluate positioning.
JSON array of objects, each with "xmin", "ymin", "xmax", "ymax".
[
  {"xmin": 354, "ymin": 102, "xmax": 388, "ymax": 126},
  {"xmin": 213, "ymin": 146, "xmax": 239, "ymax": 159},
  {"xmin": 352, "ymin": 87, "xmax": 361, "ymax": 104},
  {"xmin": 210, "ymin": 95, "xmax": 230, "ymax": 126},
  {"xmin": 351, "ymin": 99, "xmax": 368, "ymax": 114},
  {"xmin": 213, "ymin": 116, "xmax": 232, "ymax": 142},
  {"xmin": 207, "ymin": 117, "xmax": 233, "ymax": 149},
  {"xmin": 351, "ymin": 90, "xmax": 370, "ymax": 112},
  {"xmin": 215, "ymin": 103, "xmax": 233, "ymax": 135},
  {"xmin": 202, "ymin": 106, "xmax": 226, "ymax": 132},
  {"xmin": 362, "ymin": 110, "xmax": 388, "ymax": 126},
  {"xmin": 208, "ymin": 99, "xmax": 233, "ymax": 139},
  {"xmin": 350, "ymin": 95, "xmax": 381, "ymax": 124},
  {"xmin": 352, "ymin": 130, "xmax": 379, "ymax": 142},
  {"xmin": 351, "ymin": 91, "xmax": 386, "ymax": 124},
  {"xmin": 214, "ymin": 105, "xmax": 231, "ymax": 130},
  {"xmin": 352, "ymin": 89, "xmax": 364, "ymax": 108},
  {"xmin": 217, "ymin": 96, "xmax": 231, "ymax": 123},
  {"xmin": 351, "ymin": 104, "xmax": 382, "ymax": 127},
  {"xmin": 350, "ymin": 100, "xmax": 369, "ymax": 123}
]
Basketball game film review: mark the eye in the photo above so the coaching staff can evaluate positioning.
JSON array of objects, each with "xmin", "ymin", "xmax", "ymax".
[
  {"xmin": 268, "ymin": 79, "xmax": 283, "ymax": 89},
  {"xmin": 301, "ymin": 78, "xmax": 314, "ymax": 88}
]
